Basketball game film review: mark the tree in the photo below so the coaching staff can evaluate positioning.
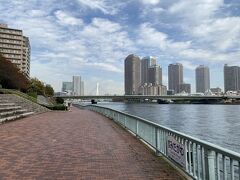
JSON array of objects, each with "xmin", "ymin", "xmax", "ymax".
[
  {"xmin": 45, "ymin": 84, "xmax": 54, "ymax": 96},
  {"xmin": 27, "ymin": 78, "xmax": 55, "ymax": 97},
  {"xmin": 0, "ymin": 54, "xmax": 29, "ymax": 91},
  {"xmin": 27, "ymin": 78, "xmax": 45, "ymax": 95}
]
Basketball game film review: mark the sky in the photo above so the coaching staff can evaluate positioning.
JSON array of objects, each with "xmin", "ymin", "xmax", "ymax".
[{"xmin": 0, "ymin": 0, "xmax": 240, "ymax": 95}]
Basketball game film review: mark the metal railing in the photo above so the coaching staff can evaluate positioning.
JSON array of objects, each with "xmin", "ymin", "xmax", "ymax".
[{"xmin": 75, "ymin": 104, "xmax": 240, "ymax": 180}]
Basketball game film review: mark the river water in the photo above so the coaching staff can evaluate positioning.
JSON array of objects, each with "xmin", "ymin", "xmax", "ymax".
[{"xmin": 96, "ymin": 102, "xmax": 240, "ymax": 153}]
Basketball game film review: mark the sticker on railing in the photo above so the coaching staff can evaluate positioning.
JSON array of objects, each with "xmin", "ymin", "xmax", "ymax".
[{"xmin": 167, "ymin": 136, "xmax": 186, "ymax": 167}]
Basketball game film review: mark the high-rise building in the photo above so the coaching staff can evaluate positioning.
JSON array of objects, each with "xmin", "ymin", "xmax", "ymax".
[
  {"xmin": 224, "ymin": 64, "xmax": 240, "ymax": 92},
  {"xmin": 168, "ymin": 63, "xmax": 183, "ymax": 94},
  {"xmin": 73, "ymin": 76, "xmax": 81, "ymax": 96},
  {"xmin": 141, "ymin": 56, "xmax": 156, "ymax": 85},
  {"xmin": 195, "ymin": 65, "xmax": 210, "ymax": 93},
  {"xmin": 0, "ymin": 24, "xmax": 30, "ymax": 77},
  {"xmin": 62, "ymin": 82, "xmax": 73, "ymax": 92},
  {"xmin": 148, "ymin": 65, "xmax": 162, "ymax": 85},
  {"xmin": 179, "ymin": 83, "xmax": 191, "ymax": 94},
  {"xmin": 124, "ymin": 54, "xmax": 141, "ymax": 95}
]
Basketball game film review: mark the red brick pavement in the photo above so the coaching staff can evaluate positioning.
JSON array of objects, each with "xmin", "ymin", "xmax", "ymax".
[{"xmin": 0, "ymin": 107, "xmax": 186, "ymax": 179}]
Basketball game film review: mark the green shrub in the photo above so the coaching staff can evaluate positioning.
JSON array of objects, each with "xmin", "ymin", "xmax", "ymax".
[
  {"xmin": 45, "ymin": 104, "xmax": 67, "ymax": 111},
  {"xmin": 27, "ymin": 91, "xmax": 37, "ymax": 98},
  {"xmin": 55, "ymin": 97, "xmax": 64, "ymax": 104}
]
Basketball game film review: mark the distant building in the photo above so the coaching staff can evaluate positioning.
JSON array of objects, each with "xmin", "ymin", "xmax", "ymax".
[
  {"xmin": 168, "ymin": 63, "xmax": 183, "ymax": 94},
  {"xmin": 81, "ymin": 81, "xmax": 84, "ymax": 96},
  {"xmin": 124, "ymin": 54, "xmax": 141, "ymax": 95},
  {"xmin": 210, "ymin": 87, "xmax": 222, "ymax": 95},
  {"xmin": 224, "ymin": 64, "xmax": 240, "ymax": 92},
  {"xmin": 148, "ymin": 65, "xmax": 162, "ymax": 85},
  {"xmin": 0, "ymin": 24, "xmax": 30, "ymax": 77},
  {"xmin": 196, "ymin": 65, "xmax": 210, "ymax": 93},
  {"xmin": 62, "ymin": 82, "xmax": 73, "ymax": 92},
  {"xmin": 73, "ymin": 76, "xmax": 81, "ymax": 96},
  {"xmin": 141, "ymin": 56, "xmax": 156, "ymax": 85},
  {"xmin": 179, "ymin": 83, "xmax": 191, "ymax": 94},
  {"xmin": 139, "ymin": 83, "xmax": 167, "ymax": 95},
  {"xmin": 62, "ymin": 77, "xmax": 84, "ymax": 96},
  {"xmin": 167, "ymin": 90, "xmax": 174, "ymax": 95}
]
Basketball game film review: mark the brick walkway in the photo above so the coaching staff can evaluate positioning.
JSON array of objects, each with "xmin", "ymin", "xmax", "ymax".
[{"xmin": 0, "ymin": 107, "xmax": 185, "ymax": 179}]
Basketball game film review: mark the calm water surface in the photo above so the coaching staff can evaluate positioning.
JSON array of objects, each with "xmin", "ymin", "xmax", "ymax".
[{"xmin": 97, "ymin": 102, "xmax": 240, "ymax": 153}]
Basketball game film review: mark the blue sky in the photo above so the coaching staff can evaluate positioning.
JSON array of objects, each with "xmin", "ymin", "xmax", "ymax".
[{"xmin": 0, "ymin": 0, "xmax": 240, "ymax": 94}]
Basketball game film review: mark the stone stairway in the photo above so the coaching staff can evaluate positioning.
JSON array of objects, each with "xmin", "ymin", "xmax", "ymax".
[{"xmin": 0, "ymin": 94, "xmax": 49, "ymax": 123}]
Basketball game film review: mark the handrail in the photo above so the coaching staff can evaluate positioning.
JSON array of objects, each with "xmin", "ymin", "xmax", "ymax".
[{"xmin": 75, "ymin": 104, "xmax": 240, "ymax": 180}]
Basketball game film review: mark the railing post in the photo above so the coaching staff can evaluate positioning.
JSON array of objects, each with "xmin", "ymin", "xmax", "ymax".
[
  {"xmin": 124, "ymin": 116, "xmax": 126, "ymax": 128},
  {"xmin": 205, "ymin": 149, "xmax": 216, "ymax": 180},
  {"xmin": 155, "ymin": 127, "xmax": 161, "ymax": 156},
  {"xmin": 136, "ymin": 119, "xmax": 139, "ymax": 137}
]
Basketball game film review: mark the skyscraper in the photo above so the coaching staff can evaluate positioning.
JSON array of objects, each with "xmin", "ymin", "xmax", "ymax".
[
  {"xmin": 148, "ymin": 65, "xmax": 162, "ymax": 85},
  {"xmin": 168, "ymin": 63, "xmax": 183, "ymax": 94},
  {"xmin": 124, "ymin": 54, "xmax": 141, "ymax": 95},
  {"xmin": 141, "ymin": 56, "xmax": 156, "ymax": 85},
  {"xmin": 0, "ymin": 24, "xmax": 30, "ymax": 77},
  {"xmin": 224, "ymin": 64, "xmax": 240, "ymax": 92},
  {"xmin": 195, "ymin": 65, "xmax": 210, "ymax": 93},
  {"xmin": 73, "ymin": 76, "xmax": 81, "ymax": 96}
]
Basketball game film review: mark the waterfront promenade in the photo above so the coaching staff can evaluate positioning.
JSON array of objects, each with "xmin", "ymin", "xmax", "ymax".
[{"xmin": 0, "ymin": 107, "xmax": 184, "ymax": 179}]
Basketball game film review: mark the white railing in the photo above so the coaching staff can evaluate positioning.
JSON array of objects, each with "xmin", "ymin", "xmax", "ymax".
[{"xmin": 75, "ymin": 104, "xmax": 240, "ymax": 180}]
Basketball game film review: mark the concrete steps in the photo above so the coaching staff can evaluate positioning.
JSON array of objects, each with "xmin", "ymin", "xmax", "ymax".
[
  {"xmin": 0, "ymin": 109, "xmax": 28, "ymax": 116},
  {"xmin": 0, "ymin": 94, "xmax": 49, "ymax": 114},
  {"xmin": 0, "ymin": 112, "xmax": 34, "ymax": 123},
  {"xmin": 0, "ymin": 94, "xmax": 36, "ymax": 123}
]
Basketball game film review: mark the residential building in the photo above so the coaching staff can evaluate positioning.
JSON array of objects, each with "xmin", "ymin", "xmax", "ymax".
[
  {"xmin": 141, "ymin": 56, "xmax": 156, "ymax": 85},
  {"xmin": 0, "ymin": 24, "xmax": 30, "ymax": 77},
  {"xmin": 148, "ymin": 65, "xmax": 162, "ymax": 85},
  {"xmin": 224, "ymin": 64, "xmax": 240, "ymax": 92},
  {"xmin": 168, "ymin": 63, "xmax": 183, "ymax": 94},
  {"xmin": 139, "ymin": 83, "xmax": 167, "ymax": 95},
  {"xmin": 179, "ymin": 83, "xmax": 191, "ymax": 94},
  {"xmin": 196, "ymin": 65, "xmax": 210, "ymax": 93},
  {"xmin": 124, "ymin": 54, "xmax": 141, "ymax": 95}
]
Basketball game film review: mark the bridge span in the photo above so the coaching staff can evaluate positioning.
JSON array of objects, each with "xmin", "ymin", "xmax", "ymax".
[{"xmin": 56, "ymin": 95, "xmax": 240, "ymax": 103}]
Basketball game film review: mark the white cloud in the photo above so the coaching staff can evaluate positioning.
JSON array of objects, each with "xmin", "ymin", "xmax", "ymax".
[
  {"xmin": 141, "ymin": 0, "xmax": 160, "ymax": 5},
  {"xmin": 190, "ymin": 17, "xmax": 240, "ymax": 51},
  {"xmin": 178, "ymin": 60, "xmax": 196, "ymax": 70},
  {"xmin": 179, "ymin": 49, "xmax": 240, "ymax": 63},
  {"xmin": 55, "ymin": 10, "xmax": 83, "ymax": 26},
  {"xmin": 91, "ymin": 18, "xmax": 122, "ymax": 32},
  {"xmin": 169, "ymin": 0, "xmax": 224, "ymax": 22},
  {"xmin": 77, "ymin": 0, "xmax": 119, "ymax": 15},
  {"xmin": 137, "ymin": 23, "xmax": 191, "ymax": 52},
  {"xmin": 27, "ymin": 10, "xmax": 47, "ymax": 17},
  {"xmin": 85, "ymin": 62, "xmax": 123, "ymax": 73}
]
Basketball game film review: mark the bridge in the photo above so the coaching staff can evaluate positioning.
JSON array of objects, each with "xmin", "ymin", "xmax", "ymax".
[{"xmin": 56, "ymin": 95, "xmax": 240, "ymax": 103}]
